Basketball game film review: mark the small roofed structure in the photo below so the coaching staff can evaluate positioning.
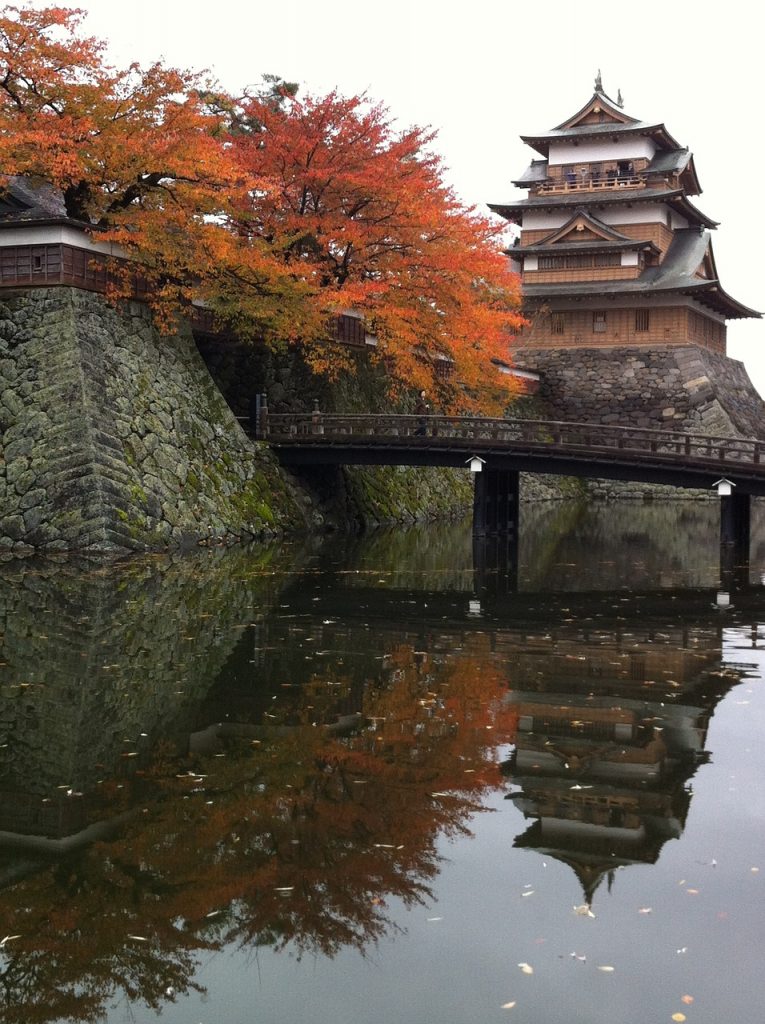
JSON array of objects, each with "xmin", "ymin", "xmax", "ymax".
[
  {"xmin": 491, "ymin": 82, "xmax": 759, "ymax": 353},
  {"xmin": 0, "ymin": 176, "xmax": 147, "ymax": 296}
]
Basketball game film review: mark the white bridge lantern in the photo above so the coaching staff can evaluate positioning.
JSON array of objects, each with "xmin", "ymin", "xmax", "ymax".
[
  {"xmin": 713, "ymin": 478, "xmax": 735, "ymax": 496},
  {"xmin": 466, "ymin": 455, "xmax": 486, "ymax": 474}
]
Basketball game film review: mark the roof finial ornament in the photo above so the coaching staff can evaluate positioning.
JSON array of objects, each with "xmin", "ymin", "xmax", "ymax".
[
  {"xmin": 616, "ymin": 88, "xmax": 624, "ymax": 108},
  {"xmin": 594, "ymin": 69, "xmax": 603, "ymax": 92}
]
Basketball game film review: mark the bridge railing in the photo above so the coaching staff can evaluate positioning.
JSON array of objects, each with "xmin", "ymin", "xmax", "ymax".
[{"xmin": 263, "ymin": 412, "xmax": 765, "ymax": 467}]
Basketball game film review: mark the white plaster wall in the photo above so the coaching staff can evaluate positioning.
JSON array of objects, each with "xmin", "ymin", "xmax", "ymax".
[
  {"xmin": 0, "ymin": 223, "xmax": 124, "ymax": 256},
  {"xmin": 622, "ymin": 252, "xmax": 639, "ymax": 266},
  {"xmin": 549, "ymin": 137, "xmax": 656, "ymax": 165},
  {"xmin": 524, "ymin": 255, "xmax": 538, "ymax": 270},
  {"xmin": 598, "ymin": 205, "xmax": 670, "ymax": 226},
  {"xmin": 522, "ymin": 203, "xmax": 669, "ymax": 232},
  {"xmin": 521, "ymin": 211, "xmax": 568, "ymax": 231}
]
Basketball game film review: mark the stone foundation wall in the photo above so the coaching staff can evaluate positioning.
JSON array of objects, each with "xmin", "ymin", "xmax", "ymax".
[
  {"xmin": 197, "ymin": 334, "xmax": 474, "ymax": 526},
  {"xmin": 0, "ymin": 288, "xmax": 306, "ymax": 555},
  {"xmin": 0, "ymin": 288, "xmax": 474, "ymax": 554},
  {"xmin": 512, "ymin": 345, "xmax": 765, "ymax": 438}
]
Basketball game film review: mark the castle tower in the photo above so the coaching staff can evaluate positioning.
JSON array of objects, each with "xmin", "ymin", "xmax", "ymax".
[{"xmin": 490, "ymin": 82, "xmax": 759, "ymax": 353}]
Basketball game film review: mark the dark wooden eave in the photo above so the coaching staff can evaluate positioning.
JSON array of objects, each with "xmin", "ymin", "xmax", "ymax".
[
  {"xmin": 519, "ymin": 230, "xmax": 760, "ymax": 320},
  {"xmin": 520, "ymin": 121, "xmax": 682, "ymax": 158},
  {"xmin": 489, "ymin": 189, "xmax": 718, "ymax": 230},
  {"xmin": 508, "ymin": 239, "xmax": 659, "ymax": 258}
]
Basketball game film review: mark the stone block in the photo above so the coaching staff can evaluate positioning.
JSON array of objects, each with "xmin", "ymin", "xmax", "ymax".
[
  {"xmin": 0, "ymin": 515, "xmax": 25, "ymax": 541},
  {"xmin": 1, "ymin": 388, "xmax": 24, "ymax": 418},
  {"xmin": 4, "ymin": 437, "xmax": 34, "ymax": 461},
  {"xmin": 19, "ymin": 488, "xmax": 48, "ymax": 511}
]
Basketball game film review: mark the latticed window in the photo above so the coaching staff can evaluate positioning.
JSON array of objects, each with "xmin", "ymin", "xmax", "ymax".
[
  {"xmin": 593, "ymin": 312, "xmax": 607, "ymax": 333},
  {"xmin": 333, "ymin": 314, "xmax": 365, "ymax": 346},
  {"xmin": 539, "ymin": 255, "xmax": 566, "ymax": 270},
  {"xmin": 550, "ymin": 313, "xmax": 565, "ymax": 335},
  {"xmin": 635, "ymin": 309, "xmax": 650, "ymax": 332},
  {"xmin": 594, "ymin": 252, "xmax": 621, "ymax": 267}
]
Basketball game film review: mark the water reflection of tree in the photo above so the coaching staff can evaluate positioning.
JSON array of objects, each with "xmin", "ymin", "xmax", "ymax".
[{"xmin": 0, "ymin": 643, "xmax": 511, "ymax": 1023}]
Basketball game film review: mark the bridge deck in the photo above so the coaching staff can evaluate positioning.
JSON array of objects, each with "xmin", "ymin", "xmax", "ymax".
[{"xmin": 262, "ymin": 414, "xmax": 765, "ymax": 495}]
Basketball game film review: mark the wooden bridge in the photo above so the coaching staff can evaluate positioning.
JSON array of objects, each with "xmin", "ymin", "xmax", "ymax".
[
  {"xmin": 261, "ymin": 410, "xmax": 765, "ymax": 491},
  {"xmin": 256, "ymin": 405, "xmax": 763, "ymax": 556}
]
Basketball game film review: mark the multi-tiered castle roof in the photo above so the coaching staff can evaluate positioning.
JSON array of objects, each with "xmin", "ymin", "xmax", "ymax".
[{"xmin": 490, "ymin": 80, "xmax": 759, "ymax": 351}]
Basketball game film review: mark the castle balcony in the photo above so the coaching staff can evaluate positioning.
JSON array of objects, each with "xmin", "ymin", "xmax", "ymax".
[{"xmin": 537, "ymin": 173, "xmax": 645, "ymax": 196}]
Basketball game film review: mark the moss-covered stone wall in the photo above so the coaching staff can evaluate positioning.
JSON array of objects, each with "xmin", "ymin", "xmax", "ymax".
[
  {"xmin": 197, "ymin": 334, "xmax": 474, "ymax": 527},
  {"xmin": 0, "ymin": 288, "xmax": 308, "ymax": 555}
]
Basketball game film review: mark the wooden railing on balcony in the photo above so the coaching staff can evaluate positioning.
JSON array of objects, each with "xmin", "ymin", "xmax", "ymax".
[{"xmin": 537, "ymin": 175, "xmax": 645, "ymax": 195}]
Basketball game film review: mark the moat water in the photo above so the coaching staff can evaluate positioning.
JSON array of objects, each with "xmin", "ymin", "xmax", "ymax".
[{"xmin": 1, "ymin": 499, "xmax": 765, "ymax": 1024}]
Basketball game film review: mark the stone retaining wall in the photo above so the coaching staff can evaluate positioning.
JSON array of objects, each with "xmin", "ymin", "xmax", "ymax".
[
  {"xmin": 0, "ymin": 288, "xmax": 474, "ymax": 553},
  {"xmin": 510, "ymin": 345, "xmax": 765, "ymax": 501},
  {"xmin": 0, "ymin": 288, "xmax": 307, "ymax": 555},
  {"xmin": 197, "ymin": 333, "xmax": 474, "ymax": 527},
  {"xmin": 513, "ymin": 345, "xmax": 765, "ymax": 437}
]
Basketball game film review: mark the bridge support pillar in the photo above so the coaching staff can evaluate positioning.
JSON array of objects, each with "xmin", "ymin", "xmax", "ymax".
[
  {"xmin": 473, "ymin": 469, "xmax": 519, "ymax": 537},
  {"xmin": 720, "ymin": 492, "xmax": 751, "ymax": 589}
]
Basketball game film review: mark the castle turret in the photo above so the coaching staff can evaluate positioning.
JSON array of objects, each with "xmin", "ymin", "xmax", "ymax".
[{"xmin": 491, "ymin": 83, "xmax": 759, "ymax": 352}]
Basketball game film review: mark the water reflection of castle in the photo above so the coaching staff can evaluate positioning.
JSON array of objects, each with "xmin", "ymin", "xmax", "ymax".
[{"xmin": 500, "ymin": 625, "xmax": 747, "ymax": 902}]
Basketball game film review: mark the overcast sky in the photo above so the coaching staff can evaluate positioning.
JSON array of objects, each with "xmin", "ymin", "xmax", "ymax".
[{"xmin": 31, "ymin": 0, "xmax": 764, "ymax": 394}]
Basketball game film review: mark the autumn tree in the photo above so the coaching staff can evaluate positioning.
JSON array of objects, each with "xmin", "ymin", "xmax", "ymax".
[
  {"xmin": 221, "ymin": 89, "xmax": 525, "ymax": 405},
  {"xmin": 0, "ymin": 5, "xmax": 310, "ymax": 336},
  {"xmin": 0, "ymin": 4, "xmax": 524, "ymax": 407}
]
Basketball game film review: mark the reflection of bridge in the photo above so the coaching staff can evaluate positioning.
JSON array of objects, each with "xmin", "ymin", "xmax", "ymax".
[{"xmin": 261, "ymin": 408, "xmax": 760, "ymax": 558}]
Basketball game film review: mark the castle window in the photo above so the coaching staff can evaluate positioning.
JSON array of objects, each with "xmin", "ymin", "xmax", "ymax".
[
  {"xmin": 635, "ymin": 309, "xmax": 650, "ymax": 332},
  {"xmin": 593, "ymin": 312, "xmax": 607, "ymax": 333},
  {"xmin": 550, "ymin": 313, "xmax": 565, "ymax": 334},
  {"xmin": 539, "ymin": 255, "xmax": 566, "ymax": 270},
  {"xmin": 594, "ymin": 253, "xmax": 621, "ymax": 267}
]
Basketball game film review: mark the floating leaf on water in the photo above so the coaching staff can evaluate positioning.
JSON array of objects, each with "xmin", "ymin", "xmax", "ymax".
[
  {"xmin": 127, "ymin": 935, "xmax": 148, "ymax": 942},
  {"xmin": 573, "ymin": 904, "xmax": 595, "ymax": 918},
  {"xmin": 521, "ymin": 890, "xmax": 535, "ymax": 897},
  {"xmin": 638, "ymin": 907, "xmax": 652, "ymax": 914},
  {"xmin": 426, "ymin": 916, "xmax": 442, "ymax": 922},
  {"xmin": 517, "ymin": 963, "xmax": 534, "ymax": 974},
  {"xmin": 671, "ymin": 1015, "xmax": 686, "ymax": 1022},
  {"xmin": 686, "ymin": 888, "xmax": 699, "ymax": 895},
  {"xmin": 596, "ymin": 965, "xmax": 615, "ymax": 972},
  {"xmin": 681, "ymin": 995, "xmax": 694, "ymax": 1005},
  {"xmin": 501, "ymin": 1002, "xmax": 517, "ymax": 1009}
]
